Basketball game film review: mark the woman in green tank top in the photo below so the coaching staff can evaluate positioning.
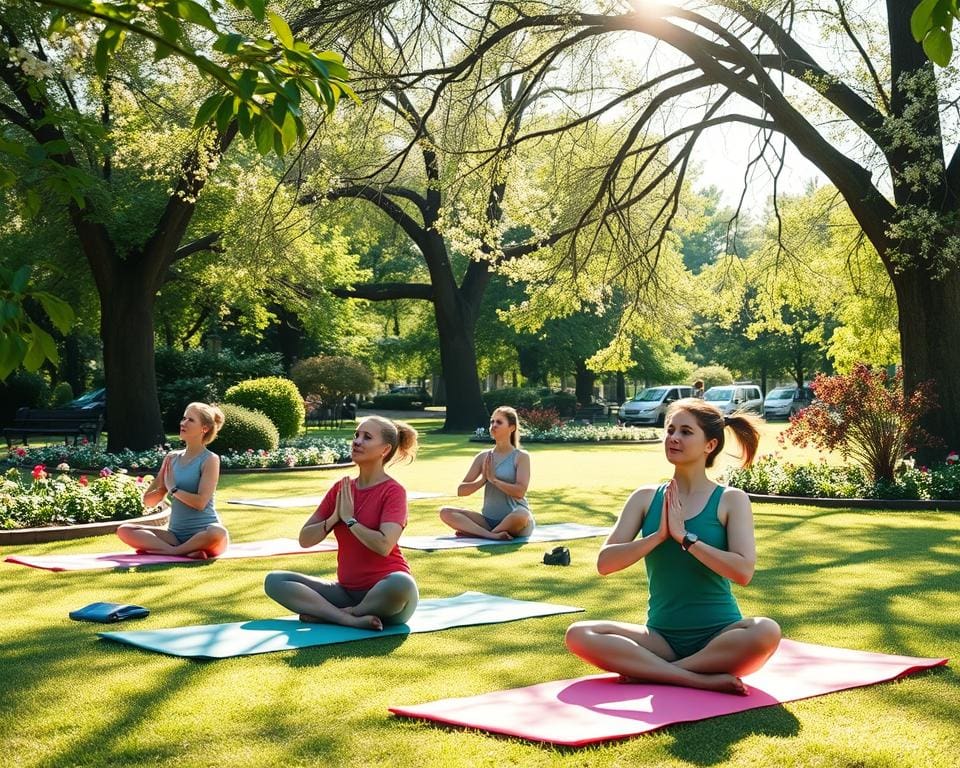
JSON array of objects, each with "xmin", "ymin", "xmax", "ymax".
[{"xmin": 565, "ymin": 398, "xmax": 781, "ymax": 695}]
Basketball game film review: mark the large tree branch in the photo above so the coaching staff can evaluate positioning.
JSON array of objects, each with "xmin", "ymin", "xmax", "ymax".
[
  {"xmin": 330, "ymin": 282, "xmax": 434, "ymax": 301},
  {"xmin": 172, "ymin": 232, "xmax": 223, "ymax": 262}
]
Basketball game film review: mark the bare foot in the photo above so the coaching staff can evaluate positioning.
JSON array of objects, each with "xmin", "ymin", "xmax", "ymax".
[
  {"xmin": 617, "ymin": 673, "xmax": 748, "ymax": 695},
  {"xmin": 491, "ymin": 530, "xmax": 513, "ymax": 541},
  {"xmin": 185, "ymin": 550, "xmax": 210, "ymax": 560},
  {"xmin": 348, "ymin": 614, "xmax": 383, "ymax": 631},
  {"xmin": 299, "ymin": 613, "xmax": 324, "ymax": 623}
]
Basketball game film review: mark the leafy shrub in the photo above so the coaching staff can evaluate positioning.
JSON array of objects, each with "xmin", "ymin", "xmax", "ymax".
[
  {"xmin": 0, "ymin": 467, "xmax": 150, "ymax": 529},
  {"xmin": 224, "ymin": 377, "xmax": 305, "ymax": 439},
  {"xmin": 782, "ymin": 364, "xmax": 940, "ymax": 482},
  {"xmin": 538, "ymin": 391, "xmax": 577, "ymax": 416},
  {"xmin": 518, "ymin": 407, "xmax": 561, "ymax": 431},
  {"xmin": 211, "ymin": 403, "xmax": 280, "ymax": 453},
  {"xmin": 50, "ymin": 381, "xmax": 75, "ymax": 406},
  {"xmin": 371, "ymin": 393, "xmax": 427, "ymax": 410},
  {"xmin": 0, "ymin": 371, "xmax": 49, "ymax": 425},
  {"xmin": 290, "ymin": 356, "xmax": 373, "ymax": 403},
  {"xmin": 481, "ymin": 387, "xmax": 543, "ymax": 412},
  {"xmin": 691, "ymin": 365, "xmax": 733, "ymax": 390},
  {"xmin": 470, "ymin": 423, "xmax": 659, "ymax": 443}
]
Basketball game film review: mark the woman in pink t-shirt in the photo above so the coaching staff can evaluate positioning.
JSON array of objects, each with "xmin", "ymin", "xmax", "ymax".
[{"xmin": 264, "ymin": 416, "xmax": 419, "ymax": 630}]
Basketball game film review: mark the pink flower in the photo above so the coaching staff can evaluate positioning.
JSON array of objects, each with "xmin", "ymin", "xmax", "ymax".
[
  {"xmin": 79, "ymin": 475, "xmax": 89, "ymax": 486},
  {"xmin": 81, "ymin": 437, "xmax": 89, "ymax": 445},
  {"xmin": 285, "ymin": 456, "xmax": 297, "ymax": 467},
  {"xmin": 15, "ymin": 447, "xmax": 26, "ymax": 457},
  {"xmin": 946, "ymin": 451, "xmax": 959, "ymax": 465},
  {"xmin": 56, "ymin": 462, "xmax": 70, "ymax": 472},
  {"xmin": 32, "ymin": 464, "xmax": 47, "ymax": 480},
  {"xmin": 99, "ymin": 467, "xmax": 112, "ymax": 477},
  {"xmin": 135, "ymin": 476, "xmax": 144, "ymax": 484}
]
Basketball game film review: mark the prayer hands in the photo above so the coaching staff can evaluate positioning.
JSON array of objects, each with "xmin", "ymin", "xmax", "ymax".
[
  {"xmin": 482, "ymin": 452, "xmax": 496, "ymax": 484},
  {"xmin": 334, "ymin": 477, "xmax": 355, "ymax": 524},
  {"xmin": 663, "ymin": 479, "xmax": 687, "ymax": 544}
]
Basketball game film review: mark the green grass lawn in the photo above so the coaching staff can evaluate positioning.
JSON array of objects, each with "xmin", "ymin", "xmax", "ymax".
[{"xmin": 2, "ymin": 420, "xmax": 957, "ymax": 767}]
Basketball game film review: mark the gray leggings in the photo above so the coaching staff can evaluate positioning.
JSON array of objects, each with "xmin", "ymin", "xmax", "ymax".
[{"xmin": 264, "ymin": 570, "xmax": 419, "ymax": 625}]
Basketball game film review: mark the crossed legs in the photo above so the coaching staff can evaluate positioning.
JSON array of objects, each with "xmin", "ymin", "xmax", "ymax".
[
  {"xmin": 116, "ymin": 523, "xmax": 229, "ymax": 558},
  {"xmin": 264, "ymin": 570, "xmax": 419, "ymax": 631},
  {"xmin": 565, "ymin": 617, "xmax": 781, "ymax": 694},
  {"xmin": 439, "ymin": 506, "xmax": 534, "ymax": 540}
]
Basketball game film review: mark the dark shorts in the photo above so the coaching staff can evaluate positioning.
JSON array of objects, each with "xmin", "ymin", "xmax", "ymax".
[{"xmin": 649, "ymin": 623, "xmax": 733, "ymax": 658}]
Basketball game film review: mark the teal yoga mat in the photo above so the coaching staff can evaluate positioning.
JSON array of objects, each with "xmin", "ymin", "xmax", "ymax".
[{"xmin": 99, "ymin": 591, "xmax": 582, "ymax": 659}]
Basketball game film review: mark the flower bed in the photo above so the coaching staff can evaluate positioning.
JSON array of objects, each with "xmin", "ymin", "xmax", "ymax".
[
  {"xmin": 723, "ymin": 454, "xmax": 960, "ymax": 501},
  {"xmin": 1, "ymin": 467, "xmax": 155, "ymax": 530},
  {"xmin": 470, "ymin": 424, "xmax": 659, "ymax": 443},
  {"xmin": 4, "ymin": 435, "xmax": 352, "ymax": 473}
]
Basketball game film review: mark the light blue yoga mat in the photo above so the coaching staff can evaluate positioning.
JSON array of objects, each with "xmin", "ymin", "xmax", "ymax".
[
  {"xmin": 99, "ymin": 592, "xmax": 582, "ymax": 659},
  {"xmin": 400, "ymin": 522, "xmax": 611, "ymax": 550}
]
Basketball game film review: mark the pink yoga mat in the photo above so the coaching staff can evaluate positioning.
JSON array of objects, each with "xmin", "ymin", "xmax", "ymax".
[
  {"xmin": 4, "ymin": 537, "xmax": 337, "ymax": 572},
  {"xmin": 389, "ymin": 639, "xmax": 947, "ymax": 746}
]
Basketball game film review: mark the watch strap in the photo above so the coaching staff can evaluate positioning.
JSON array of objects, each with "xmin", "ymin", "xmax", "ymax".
[{"xmin": 346, "ymin": 517, "xmax": 358, "ymax": 528}]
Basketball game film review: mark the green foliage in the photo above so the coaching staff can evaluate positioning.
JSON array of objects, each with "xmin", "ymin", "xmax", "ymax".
[
  {"xmin": 49, "ymin": 381, "xmax": 74, "ymax": 406},
  {"xmin": 28, "ymin": 0, "xmax": 355, "ymax": 164},
  {"xmin": 370, "ymin": 393, "xmax": 428, "ymax": 410},
  {"xmin": 0, "ymin": 467, "xmax": 148, "ymax": 529},
  {"xmin": 912, "ymin": 0, "xmax": 960, "ymax": 65},
  {"xmin": 0, "ymin": 265, "xmax": 74, "ymax": 380},
  {"xmin": 210, "ymin": 402, "xmax": 279, "ymax": 453},
  {"xmin": 223, "ymin": 377, "xmax": 304, "ymax": 439},
  {"xmin": 0, "ymin": 371, "xmax": 50, "ymax": 426},
  {"xmin": 783, "ymin": 364, "xmax": 941, "ymax": 482},
  {"xmin": 691, "ymin": 365, "xmax": 733, "ymax": 390},
  {"xmin": 538, "ymin": 391, "xmax": 577, "ymax": 417},
  {"xmin": 480, "ymin": 387, "xmax": 544, "ymax": 412},
  {"xmin": 290, "ymin": 356, "xmax": 373, "ymax": 402}
]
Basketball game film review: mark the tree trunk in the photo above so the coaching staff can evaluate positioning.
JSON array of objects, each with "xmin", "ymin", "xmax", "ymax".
[
  {"xmin": 892, "ymin": 268, "xmax": 960, "ymax": 461},
  {"xmin": 574, "ymin": 360, "xmax": 595, "ymax": 405},
  {"xmin": 100, "ymin": 278, "xmax": 165, "ymax": 452},
  {"xmin": 435, "ymin": 296, "xmax": 488, "ymax": 429}
]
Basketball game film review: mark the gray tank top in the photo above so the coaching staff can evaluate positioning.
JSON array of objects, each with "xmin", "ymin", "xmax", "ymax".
[
  {"xmin": 167, "ymin": 448, "xmax": 220, "ymax": 539},
  {"xmin": 481, "ymin": 449, "xmax": 530, "ymax": 524}
]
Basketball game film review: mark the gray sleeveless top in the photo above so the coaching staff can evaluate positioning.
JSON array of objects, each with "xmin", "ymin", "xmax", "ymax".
[
  {"xmin": 481, "ymin": 449, "xmax": 531, "ymax": 524},
  {"xmin": 167, "ymin": 448, "xmax": 221, "ymax": 540}
]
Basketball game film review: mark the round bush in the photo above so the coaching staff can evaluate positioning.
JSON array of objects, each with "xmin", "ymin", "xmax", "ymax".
[
  {"xmin": 0, "ymin": 371, "xmax": 50, "ymax": 426},
  {"xmin": 224, "ymin": 377, "xmax": 305, "ymax": 439},
  {"xmin": 481, "ymin": 387, "xmax": 543, "ymax": 412},
  {"xmin": 50, "ymin": 381, "xmax": 75, "ymax": 407},
  {"xmin": 290, "ymin": 356, "xmax": 373, "ymax": 402},
  {"xmin": 210, "ymin": 403, "xmax": 280, "ymax": 453},
  {"xmin": 538, "ymin": 391, "xmax": 577, "ymax": 416},
  {"xmin": 691, "ymin": 365, "xmax": 734, "ymax": 390}
]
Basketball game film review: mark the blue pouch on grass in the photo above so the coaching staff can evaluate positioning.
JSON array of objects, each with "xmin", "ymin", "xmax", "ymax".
[{"xmin": 70, "ymin": 602, "xmax": 150, "ymax": 623}]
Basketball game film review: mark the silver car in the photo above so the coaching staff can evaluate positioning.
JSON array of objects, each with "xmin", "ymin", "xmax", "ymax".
[
  {"xmin": 619, "ymin": 385, "xmax": 695, "ymax": 426},
  {"xmin": 703, "ymin": 384, "xmax": 764, "ymax": 416},
  {"xmin": 763, "ymin": 385, "xmax": 815, "ymax": 419}
]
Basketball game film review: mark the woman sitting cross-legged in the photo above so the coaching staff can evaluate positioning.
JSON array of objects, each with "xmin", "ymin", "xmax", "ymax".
[
  {"xmin": 438, "ymin": 406, "xmax": 534, "ymax": 540},
  {"xmin": 117, "ymin": 402, "xmax": 228, "ymax": 559},
  {"xmin": 264, "ymin": 416, "xmax": 419, "ymax": 630},
  {"xmin": 565, "ymin": 398, "xmax": 781, "ymax": 694}
]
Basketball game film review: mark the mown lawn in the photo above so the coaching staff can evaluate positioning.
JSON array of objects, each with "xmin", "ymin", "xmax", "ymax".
[{"xmin": 1, "ymin": 420, "xmax": 957, "ymax": 767}]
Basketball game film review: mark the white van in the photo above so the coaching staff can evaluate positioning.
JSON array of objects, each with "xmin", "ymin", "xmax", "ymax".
[
  {"xmin": 703, "ymin": 384, "xmax": 764, "ymax": 416},
  {"xmin": 619, "ymin": 385, "xmax": 695, "ymax": 426},
  {"xmin": 763, "ymin": 385, "xmax": 815, "ymax": 419}
]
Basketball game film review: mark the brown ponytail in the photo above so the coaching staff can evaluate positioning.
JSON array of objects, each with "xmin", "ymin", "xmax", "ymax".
[
  {"xmin": 666, "ymin": 398, "xmax": 761, "ymax": 467},
  {"xmin": 366, "ymin": 416, "xmax": 419, "ymax": 464}
]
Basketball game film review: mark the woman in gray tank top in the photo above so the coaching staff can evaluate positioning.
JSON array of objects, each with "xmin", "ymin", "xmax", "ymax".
[
  {"xmin": 117, "ymin": 402, "xmax": 229, "ymax": 559},
  {"xmin": 439, "ymin": 406, "xmax": 534, "ymax": 540}
]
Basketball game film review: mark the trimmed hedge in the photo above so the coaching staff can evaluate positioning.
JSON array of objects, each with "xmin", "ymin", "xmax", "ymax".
[
  {"xmin": 224, "ymin": 377, "xmax": 305, "ymax": 439},
  {"xmin": 481, "ymin": 387, "xmax": 544, "ymax": 412},
  {"xmin": 538, "ymin": 391, "xmax": 577, "ymax": 416},
  {"xmin": 371, "ymin": 393, "xmax": 427, "ymax": 410},
  {"xmin": 211, "ymin": 403, "xmax": 280, "ymax": 453}
]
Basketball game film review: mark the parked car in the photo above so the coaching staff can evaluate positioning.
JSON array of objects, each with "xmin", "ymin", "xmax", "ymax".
[
  {"xmin": 763, "ymin": 385, "xmax": 815, "ymax": 419},
  {"xmin": 389, "ymin": 385, "xmax": 430, "ymax": 400},
  {"xmin": 619, "ymin": 385, "xmax": 695, "ymax": 426},
  {"xmin": 703, "ymin": 384, "xmax": 764, "ymax": 416}
]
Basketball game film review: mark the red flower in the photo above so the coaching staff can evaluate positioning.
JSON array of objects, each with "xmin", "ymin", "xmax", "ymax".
[
  {"xmin": 15, "ymin": 447, "xmax": 26, "ymax": 457},
  {"xmin": 32, "ymin": 464, "xmax": 47, "ymax": 480},
  {"xmin": 79, "ymin": 475, "xmax": 89, "ymax": 486}
]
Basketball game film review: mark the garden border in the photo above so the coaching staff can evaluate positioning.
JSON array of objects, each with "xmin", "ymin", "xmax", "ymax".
[
  {"xmin": 0, "ymin": 507, "xmax": 171, "ymax": 545},
  {"xmin": 748, "ymin": 493, "xmax": 960, "ymax": 511}
]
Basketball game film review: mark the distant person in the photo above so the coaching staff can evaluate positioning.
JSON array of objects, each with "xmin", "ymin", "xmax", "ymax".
[
  {"xmin": 439, "ymin": 406, "xmax": 534, "ymax": 540},
  {"xmin": 565, "ymin": 398, "xmax": 781, "ymax": 694},
  {"xmin": 693, "ymin": 379, "xmax": 705, "ymax": 398},
  {"xmin": 118, "ymin": 402, "xmax": 228, "ymax": 559},
  {"xmin": 264, "ymin": 416, "xmax": 419, "ymax": 630}
]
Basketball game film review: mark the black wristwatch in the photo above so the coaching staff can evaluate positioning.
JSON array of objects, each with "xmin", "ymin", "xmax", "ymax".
[
  {"xmin": 169, "ymin": 486, "xmax": 179, "ymax": 496},
  {"xmin": 346, "ymin": 517, "xmax": 358, "ymax": 528},
  {"xmin": 681, "ymin": 531, "xmax": 700, "ymax": 551}
]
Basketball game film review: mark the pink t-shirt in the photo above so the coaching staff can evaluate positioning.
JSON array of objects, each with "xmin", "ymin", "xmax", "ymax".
[{"xmin": 310, "ymin": 477, "xmax": 411, "ymax": 591}]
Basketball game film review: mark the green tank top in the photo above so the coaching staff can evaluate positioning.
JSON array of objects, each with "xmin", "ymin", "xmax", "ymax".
[{"xmin": 640, "ymin": 483, "xmax": 742, "ymax": 631}]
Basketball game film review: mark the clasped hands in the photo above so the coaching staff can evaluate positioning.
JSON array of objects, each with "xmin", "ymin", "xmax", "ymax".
[
  {"xmin": 331, "ymin": 477, "xmax": 356, "ymax": 526},
  {"xmin": 658, "ymin": 479, "xmax": 689, "ymax": 545}
]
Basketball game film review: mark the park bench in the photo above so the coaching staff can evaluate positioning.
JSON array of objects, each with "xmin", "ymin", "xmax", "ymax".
[{"xmin": 3, "ymin": 407, "xmax": 105, "ymax": 447}]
